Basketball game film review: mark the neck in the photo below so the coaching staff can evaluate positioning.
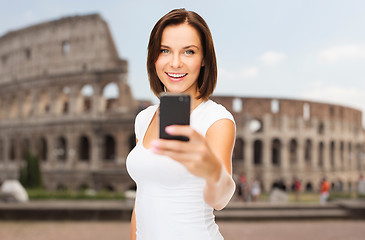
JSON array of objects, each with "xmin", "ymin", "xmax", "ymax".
[{"xmin": 191, "ymin": 97, "xmax": 204, "ymax": 112}]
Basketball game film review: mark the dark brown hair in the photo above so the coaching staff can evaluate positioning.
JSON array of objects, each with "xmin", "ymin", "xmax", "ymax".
[{"xmin": 147, "ymin": 8, "xmax": 217, "ymax": 100}]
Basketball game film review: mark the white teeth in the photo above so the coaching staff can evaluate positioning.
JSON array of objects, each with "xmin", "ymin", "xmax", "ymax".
[{"xmin": 167, "ymin": 73, "xmax": 187, "ymax": 78}]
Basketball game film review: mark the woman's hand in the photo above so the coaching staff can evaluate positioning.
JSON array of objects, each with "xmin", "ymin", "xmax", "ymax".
[
  {"xmin": 150, "ymin": 125, "xmax": 222, "ymax": 184},
  {"xmin": 151, "ymin": 119, "xmax": 236, "ymax": 210}
]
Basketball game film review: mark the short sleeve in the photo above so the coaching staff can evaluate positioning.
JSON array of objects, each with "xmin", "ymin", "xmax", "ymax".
[
  {"xmin": 203, "ymin": 104, "xmax": 235, "ymax": 136},
  {"xmin": 191, "ymin": 100, "xmax": 235, "ymax": 137},
  {"xmin": 134, "ymin": 105, "xmax": 159, "ymax": 142},
  {"xmin": 134, "ymin": 111, "xmax": 143, "ymax": 142}
]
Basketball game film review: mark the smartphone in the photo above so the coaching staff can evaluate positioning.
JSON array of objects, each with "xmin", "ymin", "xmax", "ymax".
[{"xmin": 159, "ymin": 93, "xmax": 190, "ymax": 141}]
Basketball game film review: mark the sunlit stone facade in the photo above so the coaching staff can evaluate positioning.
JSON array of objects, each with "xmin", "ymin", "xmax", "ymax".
[
  {"xmin": 0, "ymin": 14, "xmax": 139, "ymax": 192},
  {"xmin": 212, "ymin": 96, "xmax": 365, "ymax": 192},
  {"xmin": 1, "ymin": 13, "xmax": 363, "ymax": 195}
]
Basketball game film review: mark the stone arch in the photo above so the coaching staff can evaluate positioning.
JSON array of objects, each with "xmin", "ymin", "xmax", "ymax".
[
  {"xmin": 318, "ymin": 122, "xmax": 325, "ymax": 135},
  {"xmin": 0, "ymin": 138, "xmax": 4, "ymax": 161},
  {"xmin": 78, "ymin": 84, "xmax": 94, "ymax": 113},
  {"xmin": 356, "ymin": 143, "xmax": 362, "ymax": 169},
  {"xmin": 0, "ymin": 97, "xmax": 5, "ymax": 119},
  {"xmin": 9, "ymin": 138, "xmax": 16, "ymax": 161},
  {"xmin": 253, "ymin": 139, "xmax": 263, "ymax": 166},
  {"xmin": 233, "ymin": 137, "xmax": 244, "ymax": 161},
  {"xmin": 318, "ymin": 142, "xmax": 325, "ymax": 168},
  {"xmin": 56, "ymin": 136, "xmax": 67, "ymax": 161},
  {"xmin": 102, "ymin": 82, "xmax": 120, "ymax": 111},
  {"xmin": 9, "ymin": 95, "xmax": 18, "ymax": 119},
  {"xmin": 37, "ymin": 89, "xmax": 50, "ymax": 115},
  {"xmin": 78, "ymin": 135, "xmax": 90, "ymax": 161},
  {"xmin": 104, "ymin": 134, "xmax": 116, "ymax": 160},
  {"xmin": 330, "ymin": 141, "xmax": 336, "ymax": 168},
  {"xmin": 304, "ymin": 139, "xmax": 312, "ymax": 164},
  {"xmin": 348, "ymin": 142, "xmax": 352, "ymax": 169},
  {"xmin": 21, "ymin": 138, "xmax": 30, "ymax": 160},
  {"xmin": 340, "ymin": 141, "xmax": 345, "ymax": 169},
  {"xmin": 289, "ymin": 139, "xmax": 298, "ymax": 165},
  {"xmin": 271, "ymin": 138, "xmax": 281, "ymax": 166},
  {"xmin": 55, "ymin": 86, "xmax": 70, "ymax": 115},
  {"xmin": 22, "ymin": 90, "xmax": 32, "ymax": 117},
  {"xmin": 37, "ymin": 137, "xmax": 48, "ymax": 161}
]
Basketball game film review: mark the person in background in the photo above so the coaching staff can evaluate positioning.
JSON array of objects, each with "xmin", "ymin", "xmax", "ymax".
[
  {"xmin": 358, "ymin": 174, "xmax": 365, "ymax": 196},
  {"xmin": 336, "ymin": 177, "xmax": 344, "ymax": 192},
  {"xmin": 320, "ymin": 177, "xmax": 331, "ymax": 204},
  {"xmin": 251, "ymin": 178, "xmax": 261, "ymax": 202},
  {"xmin": 237, "ymin": 173, "xmax": 248, "ymax": 202},
  {"xmin": 293, "ymin": 177, "xmax": 301, "ymax": 202}
]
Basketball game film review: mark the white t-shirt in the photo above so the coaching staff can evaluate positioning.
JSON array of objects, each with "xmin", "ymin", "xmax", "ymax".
[{"xmin": 126, "ymin": 100, "xmax": 235, "ymax": 240}]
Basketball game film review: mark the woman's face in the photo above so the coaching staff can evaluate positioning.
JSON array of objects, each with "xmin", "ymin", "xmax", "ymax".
[{"xmin": 155, "ymin": 23, "xmax": 204, "ymax": 97}]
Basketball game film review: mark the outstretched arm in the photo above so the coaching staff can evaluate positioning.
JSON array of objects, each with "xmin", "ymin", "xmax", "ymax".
[
  {"xmin": 204, "ymin": 119, "xmax": 236, "ymax": 210},
  {"xmin": 131, "ymin": 204, "xmax": 136, "ymax": 240},
  {"xmin": 151, "ymin": 118, "xmax": 236, "ymax": 210}
]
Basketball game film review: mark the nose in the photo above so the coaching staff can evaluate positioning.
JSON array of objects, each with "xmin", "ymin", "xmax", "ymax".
[{"xmin": 170, "ymin": 53, "xmax": 182, "ymax": 68}]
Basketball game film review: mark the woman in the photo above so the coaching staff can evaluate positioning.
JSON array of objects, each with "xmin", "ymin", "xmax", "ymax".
[{"xmin": 126, "ymin": 8, "xmax": 236, "ymax": 240}]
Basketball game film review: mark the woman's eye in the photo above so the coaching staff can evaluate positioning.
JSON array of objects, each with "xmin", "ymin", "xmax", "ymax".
[
  {"xmin": 185, "ymin": 50, "xmax": 195, "ymax": 55},
  {"xmin": 161, "ymin": 49, "xmax": 169, "ymax": 54}
]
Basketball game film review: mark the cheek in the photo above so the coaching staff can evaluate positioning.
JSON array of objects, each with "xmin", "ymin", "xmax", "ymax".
[
  {"xmin": 155, "ymin": 57, "xmax": 166, "ymax": 75},
  {"xmin": 155, "ymin": 59, "xmax": 162, "ymax": 72},
  {"xmin": 190, "ymin": 59, "xmax": 203, "ymax": 74},
  {"xmin": 154, "ymin": 60, "xmax": 165, "ymax": 79}
]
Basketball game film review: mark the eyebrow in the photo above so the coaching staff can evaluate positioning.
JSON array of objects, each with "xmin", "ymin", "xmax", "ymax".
[{"xmin": 160, "ymin": 44, "xmax": 200, "ymax": 50}]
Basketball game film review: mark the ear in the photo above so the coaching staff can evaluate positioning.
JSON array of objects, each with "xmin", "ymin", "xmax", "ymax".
[{"xmin": 201, "ymin": 59, "xmax": 205, "ymax": 67}]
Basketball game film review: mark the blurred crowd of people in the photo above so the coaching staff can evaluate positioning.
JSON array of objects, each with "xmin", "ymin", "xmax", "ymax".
[
  {"xmin": 234, "ymin": 173, "xmax": 365, "ymax": 204},
  {"xmin": 235, "ymin": 175, "xmax": 261, "ymax": 202}
]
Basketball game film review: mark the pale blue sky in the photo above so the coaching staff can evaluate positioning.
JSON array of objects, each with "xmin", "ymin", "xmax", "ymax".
[{"xmin": 1, "ymin": 0, "xmax": 365, "ymax": 124}]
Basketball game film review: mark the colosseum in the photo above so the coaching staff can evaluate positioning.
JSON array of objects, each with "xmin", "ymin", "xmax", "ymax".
[
  {"xmin": 0, "ymin": 14, "xmax": 141, "ymax": 192},
  {"xmin": 0, "ymin": 14, "xmax": 364, "ymax": 194},
  {"xmin": 212, "ymin": 96, "xmax": 365, "ymax": 192}
]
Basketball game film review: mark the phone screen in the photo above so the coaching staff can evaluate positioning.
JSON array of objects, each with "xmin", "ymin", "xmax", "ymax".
[{"xmin": 159, "ymin": 93, "xmax": 190, "ymax": 141}]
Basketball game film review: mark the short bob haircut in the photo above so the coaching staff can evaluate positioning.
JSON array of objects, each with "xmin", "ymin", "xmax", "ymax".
[{"xmin": 147, "ymin": 9, "xmax": 217, "ymax": 100}]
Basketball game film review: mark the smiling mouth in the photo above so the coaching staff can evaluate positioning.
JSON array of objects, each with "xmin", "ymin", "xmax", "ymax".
[{"xmin": 166, "ymin": 72, "xmax": 188, "ymax": 80}]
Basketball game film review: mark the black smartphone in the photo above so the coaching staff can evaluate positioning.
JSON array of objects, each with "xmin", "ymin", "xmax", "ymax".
[{"xmin": 159, "ymin": 93, "xmax": 191, "ymax": 141}]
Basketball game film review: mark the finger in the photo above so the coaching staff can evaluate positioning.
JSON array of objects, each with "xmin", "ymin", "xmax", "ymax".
[
  {"xmin": 151, "ymin": 147, "xmax": 213, "ymax": 180},
  {"xmin": 151, "ymin": 139, "xmax": 191, "ymax": 153},
  {"xmin": 165, "ymin": 125, "xmax": 201, "ymax": 141},
  {"xmin": 151, "ymin": 139, "xmax": 207, "ymax": 163},
  {"xmin": 151, "ymin": 146, "xmax": 195, "ymax": 163}
]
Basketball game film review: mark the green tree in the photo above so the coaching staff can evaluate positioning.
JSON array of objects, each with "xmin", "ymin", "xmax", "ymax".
[{"xmin": 19, "ymin": 152, "xmax": 43, "ymax": 189}]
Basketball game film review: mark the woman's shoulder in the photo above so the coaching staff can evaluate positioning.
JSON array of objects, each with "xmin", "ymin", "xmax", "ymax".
[
  {"xmin": 134, "ymin": 104, "xmax": 158, "ymax": 141},
  {"xmin": 192, "ymin": 100, "xmax": 235, "ymax": 136},
  {"xmin": 136, "ymin": 104, "xmax": 158, "ymax": 122},
  {"xmin": 201, "ymin": 100, "xmax": 235, "ymax": 123}
]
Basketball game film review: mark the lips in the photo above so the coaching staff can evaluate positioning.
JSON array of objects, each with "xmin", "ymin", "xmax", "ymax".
[{"xmin": 166, "ymin": 72, "xmax": 188, "ymax": 82}]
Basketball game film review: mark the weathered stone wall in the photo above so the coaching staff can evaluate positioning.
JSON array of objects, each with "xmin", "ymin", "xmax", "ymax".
[
  {"xmin": 0, "ymin": 14, "xmax": 138, "ymax": 192},
  {"xmin": 0, "ymin": 14, "xmax": 123, "ymax": 84},
  {"xmin": 212, "ymin": 96, "xmax": 365, "ymax": 193},
  {"xmin": 1, "ymin": 13, "xmax": 363, "ymax": 195}
]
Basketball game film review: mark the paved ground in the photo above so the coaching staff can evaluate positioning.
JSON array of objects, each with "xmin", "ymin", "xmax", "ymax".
[{"xmin": 1, "ymin": 220, "xmax": 364, "ymax": 240}]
